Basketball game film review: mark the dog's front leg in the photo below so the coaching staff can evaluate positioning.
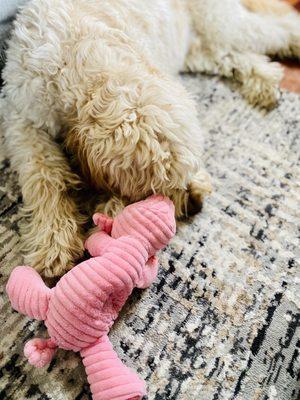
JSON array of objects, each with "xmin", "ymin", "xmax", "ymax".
[{"xmin": 2, "ymin": 109, "xmax": 84, "ymax": 277}]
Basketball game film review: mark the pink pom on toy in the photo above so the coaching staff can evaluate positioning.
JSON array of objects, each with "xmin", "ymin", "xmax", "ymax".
[{"xmin": 24, "ymin": 338, "xmax": 57, "ymax": 368}]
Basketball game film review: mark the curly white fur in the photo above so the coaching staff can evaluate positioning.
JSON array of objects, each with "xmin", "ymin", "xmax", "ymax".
[{"xmin": 1, "ymin": 0, "xmax": 299, "ymax": 276}]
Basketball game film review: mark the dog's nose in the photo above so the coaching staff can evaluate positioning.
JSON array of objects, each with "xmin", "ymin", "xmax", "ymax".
[{"xmin": 187, "ymin": 191, "xmax": 203, "ymax": 216}]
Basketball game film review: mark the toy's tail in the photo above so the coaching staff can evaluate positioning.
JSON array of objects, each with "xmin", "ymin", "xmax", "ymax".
[
  {"xmin": 24, "ymin": 338, "xmax": 57, "ymax": 368},
  {"xmin": 81, "ymin": 335, "xmax": 146, "ymax": 400},
  {"xmin": 6, "ymin": 266, "xmax": 51, "ymax": 320}
]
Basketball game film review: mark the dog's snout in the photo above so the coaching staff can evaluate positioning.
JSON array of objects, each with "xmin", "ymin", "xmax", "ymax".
[{"xmin": 187, "ymin": 190, "xmax": 203, "ymax": 216}]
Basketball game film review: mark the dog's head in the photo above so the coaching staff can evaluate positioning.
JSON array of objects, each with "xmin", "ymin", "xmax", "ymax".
[{"xmin": 65, "ymin": 66, "xmax": 210, "ymax": 218}]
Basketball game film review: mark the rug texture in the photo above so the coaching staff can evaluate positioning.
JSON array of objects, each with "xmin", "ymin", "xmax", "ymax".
[{"xmin": 0, "ymin": 27, "xmax": 300, "ymax": 400}]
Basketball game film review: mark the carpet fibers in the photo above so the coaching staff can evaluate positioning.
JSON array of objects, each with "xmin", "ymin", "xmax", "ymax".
[{"xmin": 0, "ymin": 75, "xmax": 299, "ymax": 400}]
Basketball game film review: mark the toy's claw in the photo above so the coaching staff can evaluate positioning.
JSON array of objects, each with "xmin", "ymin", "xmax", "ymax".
[
  {"xmin": 147, "ymin": 255, "xmax": 158, "ymax": 267},
  {"xmin": 136, "ymin": 255, "xmax": 159, "ymax": 289},
  {"xmin": 93, "ymin": 213, "xmax": 113, "ymax": 234}
]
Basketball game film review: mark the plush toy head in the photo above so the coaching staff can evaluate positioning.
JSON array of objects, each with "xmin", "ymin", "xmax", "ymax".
[{"xmin": 94, "ymin": 195, "xmax": 176, "ymax": 256}]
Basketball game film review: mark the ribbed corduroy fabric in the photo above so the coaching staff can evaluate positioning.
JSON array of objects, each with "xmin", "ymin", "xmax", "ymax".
[
  {"xmin": 111, "ymin": 195, "xmax": 176, "ymax": 257},
  {"xmin": 6, "ymin": 195, "xmax": 176, "ymax": 400},
  {"xmin": 46, "ymin": 236, "xmax": 150, "ymax": 351},
  {"xmin": 6, "ymin": 266, "xmax": 51, "ymax": 320},
  {"xmin": 81, "ymin": 335, "xmax": 146, "ymax": 400}
]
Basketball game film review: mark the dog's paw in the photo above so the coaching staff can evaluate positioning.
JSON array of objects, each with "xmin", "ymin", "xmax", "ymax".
[
  {"xmin": 21, "ymin": 213, "xmax": 84, "ymax": 278},
  {"xmin": 23, "ymin": 235, "xmax": 84, "ymax": 278},
  {"xmin": 289, "ymin": 29, "xmax": 300, "ymax": 60},
  {"xmin": 279, "ymin": 14, "xmax": 300, "ymax": 59},
  {"xmin": 241, "ymin": 61, "xmax": 283, "ymax": 109}
]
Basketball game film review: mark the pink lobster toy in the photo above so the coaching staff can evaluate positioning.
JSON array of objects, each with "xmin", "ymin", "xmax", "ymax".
[{"xmin": 6, "ymin": 195, "xmax": 176, "ymax": 400}]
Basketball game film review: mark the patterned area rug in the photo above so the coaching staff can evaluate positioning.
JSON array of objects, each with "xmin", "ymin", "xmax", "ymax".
[{"xmin": 0, "ymin": 72, "xmax": 299, "ymax": 400}]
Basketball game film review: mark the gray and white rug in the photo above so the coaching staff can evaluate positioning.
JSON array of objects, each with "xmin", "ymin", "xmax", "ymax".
[{"xmin": 0, "ymin": 30, "xmax": 299, "ymax": 400}]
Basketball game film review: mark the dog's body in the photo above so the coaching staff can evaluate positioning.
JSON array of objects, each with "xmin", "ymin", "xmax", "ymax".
[{"xmin": 1, "ymin": 0, "xmax": 299, "ymax": 276}]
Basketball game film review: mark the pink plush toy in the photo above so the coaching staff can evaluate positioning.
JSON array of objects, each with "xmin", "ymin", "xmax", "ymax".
[{"xmin": 6, "ymin": 195, "xmax": 176, "ymax": 400}]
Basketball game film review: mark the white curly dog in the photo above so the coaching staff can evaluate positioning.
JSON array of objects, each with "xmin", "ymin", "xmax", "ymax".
[{"xmin": 1, "ymin": 0, "xmax": 299, "ymax": 276}]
